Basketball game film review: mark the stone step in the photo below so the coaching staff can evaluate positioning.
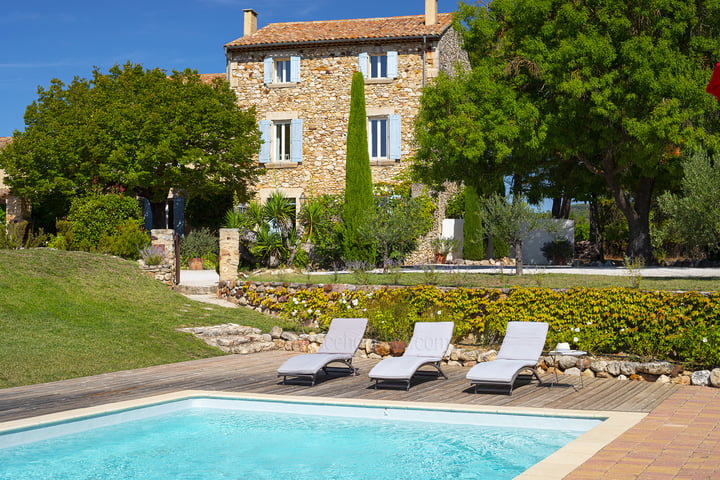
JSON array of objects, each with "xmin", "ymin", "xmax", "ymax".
[{"xmin": 174, "ymin": 284, "xmax": 218, "ymax": 295}]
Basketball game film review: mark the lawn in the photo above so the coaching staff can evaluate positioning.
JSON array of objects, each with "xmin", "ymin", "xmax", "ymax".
[
  {"xmin": 248, "ymin": 269, "xmax": 720, "ymax": 292},
  {"xmin": 0, "ymin": 249, "xmax": 283, "ymax": 388}
]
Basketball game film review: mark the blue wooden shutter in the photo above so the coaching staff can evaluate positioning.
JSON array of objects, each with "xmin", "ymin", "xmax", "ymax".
[
  {"xmin": 259, "ymin": 120, "xmax": 271, "ymax": 163},
  {"xmin": 173, "ymin": 196, "xmax": 185, "ymax": 236},
  {"xmin": 290, "ymin": 56, "xmax": 301, "ymax": 82},
  {"xmin": 290, "ymin": 119, "xmax": 303, "ymax": 163},
  {"xmin": 387, "ymin": 51, "xmax": 398, "ymax": 79},
  {"xmin": 358, "ymin": 52, "xmax": 368, "ymax": 78},
  {"xmin": 143, "ymin": 197, "xmax": 152, "ymax": 232},
  {"xmin": 389, "ymin": 114, "xmax": 401, "ymax": 160},
  {"xmin": 263, "ymin": 57, "xmax": 273, "ymax": 84}
]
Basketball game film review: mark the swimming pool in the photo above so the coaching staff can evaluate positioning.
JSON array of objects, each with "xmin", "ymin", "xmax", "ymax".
[{"xmin": 0, "ymin": 393, "xmax": 631, "ymax": 480}]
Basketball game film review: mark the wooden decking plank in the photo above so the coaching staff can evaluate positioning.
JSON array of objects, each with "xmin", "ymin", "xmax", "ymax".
[{"xmin": 0, "ymin": 351, "xmax": 681, "ymax": 423}]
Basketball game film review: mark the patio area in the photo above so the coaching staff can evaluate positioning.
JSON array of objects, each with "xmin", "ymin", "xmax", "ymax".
[{"xmin": 0, "ymin": 350, "xmax": 717, "ymax": 479}]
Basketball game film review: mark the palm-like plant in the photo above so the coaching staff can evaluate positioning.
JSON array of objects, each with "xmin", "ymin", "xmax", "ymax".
[
  {"xmin": 298, "ymin": 198, "xmax": 324, "ymax": 241},
  {"xmin": 262, "ymin": 191, "xmax": 294, "ymax": 239},
  {"xmin": 252, "ymin": 224, "xmax": 286, "ymax": 267}
]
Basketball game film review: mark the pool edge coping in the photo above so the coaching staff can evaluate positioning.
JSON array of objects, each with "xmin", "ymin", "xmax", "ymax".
[{"xmin": 0, "ymin": 390, "xmax": 646, "ymax": 480}]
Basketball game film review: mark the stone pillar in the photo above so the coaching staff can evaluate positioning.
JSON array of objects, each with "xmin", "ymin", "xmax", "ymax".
[
  {"xmin": 219, "ymin": 228, "xmax": 240, "ymax": 283},
  {"xmin": 150, "ymin": 229, "xmax": 176, "ymax": 281},
  {"xmin": 6, "ymin": 194, "xmax": 31, "ymax": 224}
]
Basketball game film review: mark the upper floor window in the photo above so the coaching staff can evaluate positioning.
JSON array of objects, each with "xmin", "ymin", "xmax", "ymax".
[
  {"xmin": 275, "ymin": 59, "xmax": 291, "ymax": 83},
  {"xmin": 368, "ymin": 114, "xmax": 402, "ymax": 161},
  {"xmin": 259, "ymin": 118, "xmax": 303, "ymax": 163},
  {"xmin": 370, "ymin": 55, "xmax": 387, "ymax": 79},
  {"xmin": 264, "ymin": 56, "xmax": 301, "ymax": 84},
  {"xmin": 359, "ymin": 51, "xmax": 398, "ymax": 80}
]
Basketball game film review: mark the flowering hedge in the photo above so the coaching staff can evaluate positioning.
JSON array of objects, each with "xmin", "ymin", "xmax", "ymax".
[{"xmin": 277, "ymin": 285, "xmax": 720, "ymax": 367}]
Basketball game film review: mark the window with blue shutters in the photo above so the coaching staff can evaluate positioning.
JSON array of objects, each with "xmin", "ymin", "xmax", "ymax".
[
  {"xmin": 368, "ymin": 115, "xmax": 401, "ymax": 161},
  {"xmin": 263, "ymin": 56, "xmax": 301, "ymax": 84},
  {"xmin": 259, "ymin": 118, "xmax": 303, "ymax": 164},
  {"xmin": 359, "ymin": 51, "xmax": 398, "ymax": 79}
]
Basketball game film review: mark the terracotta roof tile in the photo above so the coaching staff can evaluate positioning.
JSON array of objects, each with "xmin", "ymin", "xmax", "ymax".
[
  {"xmin": 199, "ymin": 73, "xmax": 226, "ymax": 84},
  {"xmin": 226, "ymin": 13, "xmax": 453, "ymax": 48}
]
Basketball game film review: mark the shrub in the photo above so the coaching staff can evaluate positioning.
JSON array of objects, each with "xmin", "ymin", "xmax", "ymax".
[
  {"xmin": 0, "ymin": 221, "xmax": 47, "ymax": 249},
  {"xmin": 67, "ymin": 193, "xmax": 143, "ymax": 250},
  {"xmin": 97, "ymin": 220, "xmax": 150, "ymax": 260},
  {"xmin": 139, "ymin": 245, "xmax": 166, "ymax": 265},
  {"xmin": 274, "ymin": 284, "xmax": 720, "ymax": 368},
  {"xmin": 181, "ymin": 228, "xmax": 218, "ymax": 261},
  {"xmin": 541, "ymin": 238, "xmax": 574, "ymax": 263}
]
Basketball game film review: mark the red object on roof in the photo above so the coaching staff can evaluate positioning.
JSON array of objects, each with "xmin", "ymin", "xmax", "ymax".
[{"xmin": 706, "ymin": 63, "xmax": 720, "ymax": 101}]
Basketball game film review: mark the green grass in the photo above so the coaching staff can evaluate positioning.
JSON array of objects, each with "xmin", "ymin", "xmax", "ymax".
[
  {"xmin": 249, "ymin": 270, "xmax": 720, "ymax": 292},
  {"xmin": 0, "ymin": 249, "xmax": 284, "ymax": 389}
]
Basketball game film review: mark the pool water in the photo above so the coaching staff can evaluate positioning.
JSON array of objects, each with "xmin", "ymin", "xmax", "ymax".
[{"xmin": 0, "ymin": 398, "xmax": 601, "ymax": 480}]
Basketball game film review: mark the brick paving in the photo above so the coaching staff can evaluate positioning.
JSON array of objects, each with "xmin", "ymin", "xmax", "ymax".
[{"xmin": 565, "ymin": 386, "xmax": 720, "ymax": 480}]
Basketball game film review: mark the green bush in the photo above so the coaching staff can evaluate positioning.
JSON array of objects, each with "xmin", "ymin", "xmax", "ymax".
[
  {"xmin": 97, "ymin": 220, "xmax": 150, "ymax": 260},
  {"xmin": 181, "ymin": 228, "xmax": 218, "ymax": 260},
  {"xmin": 67, "ymin": 193, "xmax": 143, "ymax": 250},
  {"xmin": 272, "ymin": 284, "xmax": 720, "ymax": 368}
]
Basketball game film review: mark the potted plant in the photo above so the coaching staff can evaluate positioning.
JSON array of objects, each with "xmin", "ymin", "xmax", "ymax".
[
  {"xmin": 541, "ymin": 238, "xmax": 574, "ymax": 265},
  {"xmin": 431, "ymin": 237, "xmax": 459, "ymax": 264},
  {"xmin": 181, "ymin": 228, "xmax": 218, "ymax": 270}
]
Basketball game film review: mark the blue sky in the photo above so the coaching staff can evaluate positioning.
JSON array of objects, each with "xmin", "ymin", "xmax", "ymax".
[{"xmin": 0, "ymin": 0, "xmax": 459, "ymax": 137}]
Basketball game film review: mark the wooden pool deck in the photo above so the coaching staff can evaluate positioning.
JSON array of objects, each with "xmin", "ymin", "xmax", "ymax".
[
  {"xmin": 0, "ymin": 350, "xmax": 677, "ymax": 422},
  {"xmin": 1, "ymin": 350, "xmax": 717, "ymax": 479}
]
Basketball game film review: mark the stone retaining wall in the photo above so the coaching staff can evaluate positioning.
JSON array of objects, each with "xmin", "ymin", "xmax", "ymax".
[{"xmin": 179, "ymin": 322, "xmax": 720, "ymax": 388}]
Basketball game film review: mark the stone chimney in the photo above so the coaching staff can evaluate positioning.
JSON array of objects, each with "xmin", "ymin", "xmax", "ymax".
[
  {"xmin": 425, "ymin": 0, "xmax": 438, "ymax": 26},
  {"xmin": 244, "ymin": 9, "xmax": 258, "ymax": 37}
]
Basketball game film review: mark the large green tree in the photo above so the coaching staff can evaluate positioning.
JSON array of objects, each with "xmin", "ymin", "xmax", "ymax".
[
  {"xmin": 0, "ymin": 62, "xmax": 262, "ymax": 226},
  {"xmin": 414, "ymin": 0, "xmax": 720, "ymax": 261},
  {"xmin": 343, "ymin": 71, "xmax": 375, "ymax": 264}
]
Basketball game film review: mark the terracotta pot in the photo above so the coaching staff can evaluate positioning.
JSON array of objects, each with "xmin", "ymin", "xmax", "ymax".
[
  {"xmin": 389, "ymin": 340, "xmax": 407, "ymax": 356},
  {"xmin": 188, "ymin": 257, "xmax": 204, "ymax": 270},
  {"xmin": 434, "ymin": 253, "xmax": 447, "ymax": 264}
]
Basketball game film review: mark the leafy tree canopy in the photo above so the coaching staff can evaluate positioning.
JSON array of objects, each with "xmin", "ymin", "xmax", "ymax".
[
  {"xmin": 414, "ymin": 0, "xmax": 720, "ymax": 261},
  {"xmin": 0, "ymin": 63, "xmax": 262, "ymax": 209}
]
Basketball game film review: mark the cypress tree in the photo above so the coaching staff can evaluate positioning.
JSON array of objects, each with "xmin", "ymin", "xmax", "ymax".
[{"xmin": 342, "ymin": 72, "xmax": 375, "ymax": 264}]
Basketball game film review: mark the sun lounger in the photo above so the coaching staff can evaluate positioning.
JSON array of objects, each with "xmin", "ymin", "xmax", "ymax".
[
  {"xmin": 466, "ymin": 321, "xmax": 549, "ymax": 394},
  {"xmin": 277, "ymin": 317, "xmax": 368, "ymax": 386},
  {"xmin": 368, "ymin": 321, "xmax": 454, "ymax": 390}
]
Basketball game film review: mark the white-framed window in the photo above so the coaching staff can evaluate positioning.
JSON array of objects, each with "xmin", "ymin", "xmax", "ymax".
[
  {"xmin": 368, "ymin": 114, "xmax": 402, "ymax": 161},
  {"xmin": 264, "ymin": 56, "xmax": 301, "ymax": 84},
  {"xmin": 359, "ymin": 51, "xmax": 398, "ymax": 80},
  {"xmin": 259, "ymin": 118, "xmax": 303, "ymax": 163},
  {"xmin": 369, "ymin": 117, "xmax": 388, "ymax": 159},
  {"xmin": 370, "ymin": 54, "xmax": 387, "ymax": 79},
  {"xmin": 274, "ymin": 121, "xmax": 291, "ymax": 161},
  {"xmin": 274, "ymin": 59, "xmax": 291, "ymax": 83}
]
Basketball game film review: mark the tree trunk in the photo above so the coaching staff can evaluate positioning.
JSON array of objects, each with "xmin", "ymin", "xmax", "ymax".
[
  {"xmin": 602, "ymin": 155, "xmax": 654, "ymax": 263},
  {"xmin": 589, "ymin": 197, "xmax": 604, "ymax": 261},
  {"xmin": 514, "ymin": 239, "xmax": 524, "ymax": 275},
  {"xmin": 552, "ymin": 195, "xmax": 572, "ymax": 219}
]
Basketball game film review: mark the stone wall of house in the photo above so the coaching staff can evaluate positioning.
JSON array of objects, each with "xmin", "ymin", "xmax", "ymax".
[
  {"xmin": 228, "ymin": 39, "xmax": 439, "ymax": 196},
  {"xmin": 228, "ymin": 30, "xmax": 466, "ymax": 263}
]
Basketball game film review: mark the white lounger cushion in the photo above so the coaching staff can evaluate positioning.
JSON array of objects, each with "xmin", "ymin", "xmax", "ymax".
[
  {"xmin": 465, "ymin": 359, "xmax": 539, "ymax": 384},
  {"xmin": 465, "ymin": 321, "xmax": 549, "ymax": 389},
  {"xmin": 368, "ymin": 355, "xmax": 443, "ymax": 380},
  {"xmin": 277, "ymin": 353, "xmax": 356, "ymax": 376},
  {"xmin": 368, "ymin": 321, "xmax": 454, "ymax": 383},
  {"xmin": 277, "ymin": 317, "xmax": 368, "ymax": 381}
]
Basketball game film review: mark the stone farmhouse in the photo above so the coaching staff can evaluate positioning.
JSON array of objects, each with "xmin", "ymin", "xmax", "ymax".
[
  {"xmin": 0, "ymin": 137, "xmax": 31, "ymax": 225},
  {"xmin": 223, "ymin": 1, "xmax": 468, "ymax": 261}
]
